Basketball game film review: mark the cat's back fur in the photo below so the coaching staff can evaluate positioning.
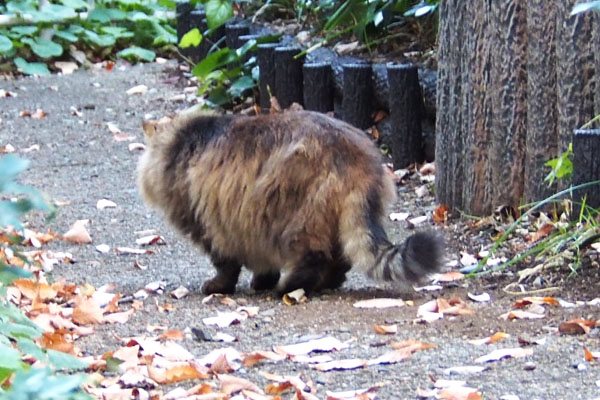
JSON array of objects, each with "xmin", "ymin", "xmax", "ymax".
[{"xmin": 138, "ymin": 110, "xmax": 443, "ymax": 294}]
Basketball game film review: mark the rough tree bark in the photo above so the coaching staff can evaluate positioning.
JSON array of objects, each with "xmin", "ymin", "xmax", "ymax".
[{"xmin": 436, "ymin": 0, "xmax": 597, "ymax": 216}]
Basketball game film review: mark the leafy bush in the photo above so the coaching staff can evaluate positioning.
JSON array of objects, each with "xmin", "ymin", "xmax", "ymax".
[
  {"xmin": 0, "ymin": 155, "xmax": 90, "ymax": 399},
  {"xmin": 0, "ymin": 0, "xmax": 177, "ymax": 74}
]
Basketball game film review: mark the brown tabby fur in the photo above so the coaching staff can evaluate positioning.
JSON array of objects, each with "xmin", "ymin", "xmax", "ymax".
[{"xmin": 137, "ymin": 110, "xmax": 443, "ymax": 295}]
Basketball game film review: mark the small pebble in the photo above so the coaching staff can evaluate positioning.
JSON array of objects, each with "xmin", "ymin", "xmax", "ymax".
[{"xmin": 524, "ymin": 362, "xmax": 536, "ymax": 371}]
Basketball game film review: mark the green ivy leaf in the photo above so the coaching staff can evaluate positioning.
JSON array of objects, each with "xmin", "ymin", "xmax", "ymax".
[
  {"xmin": 0, "ymin": 367, "xmax": 12, "ymax": 386},
  {"xmin": 179, "ymin": 28, "xmax": 202, "ymax": 48},
  {"xmin": 0, "ymin": 343, "xmax": 23, "ymax": 370},
  {"xmin": 117, "ymin": 46, "xmax": 156, "ymax": 62},
  {"xmin": 8, "ymin": 26, "xmax": 38, "ymax": 39},
  {"xmin": 16, "ymin": 338, "xmax": 48, "ymax": 363},
  {"xmin": 59, "ymin": 0, "xmax": 90, "ymax": 10},
  {"xmin": 158, "ymin": 0, "xmax": 177, "ymax": 9},
  {"xmin": 205, "ymin": 0, "xmax": 233, "ymax": 30},
  {"xmin": 0, "ymin": 321, "xmax": 42, "ymax": 340},
  {"xmin": 100, "ymin": 26, "xmax": 134, "ymax": 39},
  {"xmin": 83, "ymin": 30, "xmax": 116, "ymax": 47},
  {"xmin": 13, "ymin": 57, "xmax": 50, "ymax": 75},
  {"xmin": 47, "ymin": 350, "xmax": 88, "ymax": 371},
  {"xmin": 0, "ymin": 265, "xmax": 32, "ymax": 286},
  {"xmin": 88, "ymin": 7, "xmax": 126, "ymax": 23},
  {"xmin": 228, "ymin": 75, "xmax": 255, "ymax": 97},
  {"xmin": 22, "ymin": 37, "xmax": 63, "ymax": 59},
  {"xmin": 54, "ymin": 30, "xmax": 79, "ymax": 42},
  {"xmin": 192, "ymin": 47, "xmax": 236, "ymax": 79},
  {"xmin": 0, "ymin": 34, "xmax": 13, "ymax": 53},
  {"xmin": 33, "ymin": 4, "xmax": 77, "ymax": 22}
]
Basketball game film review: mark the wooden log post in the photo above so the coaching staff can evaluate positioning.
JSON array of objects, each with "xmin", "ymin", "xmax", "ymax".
[
  {"xmin": 573, "ymin": 129, "xmax": 600, "ymax": 209},
  {"xmin": 303, "ymin": 62, "xmax": 333, "ymax": 113},
  {"xmin": 176, "ymin": 1, "xmax": 195, "ymax": 44},
  {"xmin": 257, "ymin": 43, "xmax": 279, "ymax": 112},
  {"xmin": 274, "ymin": 46, "xmax": 305, "ymax": 109},
  {"xmin": 225, "ymin": 23, "xmax": 250, "ymax": 50},
  {"xmin": 387, "ymin": 63, "xmax": 424, "ymax": 168},
  {"xmin": 342, "ymin": 63, "xmax": 373, "ymax": 129}
]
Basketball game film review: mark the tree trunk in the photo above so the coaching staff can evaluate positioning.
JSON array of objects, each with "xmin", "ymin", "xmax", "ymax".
[{"xmin": 436, "ymin": 0, "xmax": 597, "ymax": 216}]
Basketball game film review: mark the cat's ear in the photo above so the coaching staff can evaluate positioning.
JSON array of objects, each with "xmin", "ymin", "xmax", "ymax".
[{"xmin": 142, "ymin": 120, "xmax": 158, "ymax": 138}]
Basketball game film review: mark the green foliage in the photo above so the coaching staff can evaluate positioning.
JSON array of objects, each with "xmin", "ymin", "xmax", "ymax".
[
  {"xmin": 320, "ymin": 0, "xmax": 439, "ymax": 44},
  {"xmin": 545, "ymin": 143, "xmax": 573, "ymax": 187},
  {"xmin": 0, "ymin": 155, "xmax": 89, "ymax": 399},
  {"xmin": 191, "ymin": 34, "xmax": 279, "ymax": 107},
  {"xmin": 0, "ymin": 0, "xmax": 176, "ymax": 75},
  {"xmin": 179, "ymin": 28, "xmax": 202, "ymax": 48},
  {"xmin": 572, "ymin": 1, "xmax": 600, "ymax": 15}
]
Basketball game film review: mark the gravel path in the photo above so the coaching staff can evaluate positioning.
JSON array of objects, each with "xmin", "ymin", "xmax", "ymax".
[{"xmin": 1, "ymin": 61, "xmax": 599, "ymax": 400}]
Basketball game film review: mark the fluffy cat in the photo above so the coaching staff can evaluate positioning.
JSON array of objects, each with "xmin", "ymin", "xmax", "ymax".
[{"xmin": 137, "ymin": 110, "xmax": 444, "ymax": 295}]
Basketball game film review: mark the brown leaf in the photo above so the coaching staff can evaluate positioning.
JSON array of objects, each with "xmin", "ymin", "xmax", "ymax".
[
  {"xmin": 63, "ymin": 219, "xmax": 92, "ymax": 244},
  {"xmin": 438, "ymin": 386, "xmax": 483, "ymax": 400},
  {"xmin": 559, "ymin": 319, "xmax": 595, "ymax": 335},
  {"xmin": 72, "ymin": 296, "xmax": 104, "ymax": 325},
  {"xmin": 468, "ymin": 332, "xmax": 510, "ymax": 345},
  {"xmin": 31, "ymin": 109, "xmax": 47, "ymax": 119},
  {"xmin": 526, "ymin": 224, "xmax": 554, "ymax": 243},
  {"xmin": 389, "ymin": 339, "xmax": 436, "ymax": 352},
  {"xmin": 433, "ymin": 204, "xmax": 450, "ymax": 224},
  {"xmin": 373, "ymin": 324, "xmax": 397, "ymax": 335},
  {"xmin": 500, "ymin": 310, "xmax": 545, "ymax": 320},
  {"xmin": 104, "ymin": 293, "xmax": 121, "ymax": 313},
  {"xmin": 243, "ymin": 350, "xmax": 286, "ymax": 367},
  {"xmin": 13, "ymin": 279, "xmax": 57, "ymax": 300},
  {"xmin": 436, "ymin": 271, "xmax": 465, "ymax": 283},
  {"xmin": 159, "ymin": 330, "xmax": 185, "ymax": 341},
  {"xmin": 584, "ymin": 347, "xmax": 597, "ymax": 362},
  {"xmin": 514, "ymin": 296, "xmax": 560, "ymax": 308},
  {"xmin": 39, "ymin": 332, "xmax": 77, "ymax": 355},
  {"xmin": 218, "ymin": 374, "xmax": 263, "ymax": 395}
]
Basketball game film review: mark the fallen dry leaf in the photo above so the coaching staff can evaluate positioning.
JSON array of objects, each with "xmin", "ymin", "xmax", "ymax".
[
  {"xmin": 31, "ymin": 109, "xmax": 47, "ymax": 119},
  {"xmin": 148, "ymin": 362, "xmax": 210, "ymax": 384},
  {"xmin": 467, "ymin": 292, "xmax": 491, "ymax": 302},
  {"xmin": 500, "ymin": 309, "xmax": 545, "ymax": 320},
  {"xmin": 389, "ymin": 212, "xmax": 409, "ymax": 221},
  {"xmin": 514, "ymin": 296, "xmax": 560, "ymax": 308},
  {"xmin": 435, "ymin": 271, "xmax": 465, "ymax": 283},
  {"xmin": 438, "ymin": 386, "xmax": 483, "ymax": 400},
  {"xmin": 353, "ymin": 298, "xmax": 405, "ymax": 309},
  {"xmin": 218, "ymin": 374, "xmax": 263, "ymax": 395},
  {"xmin": 274, "ymin": 336, "xmax": 349, "ymax": 356},
  {"xmin": 526, "ymin": 223, "xmax": 554, "ymax": 243},
  {"xmin": 72, "ymin": 296, "xmax": 104, "ymax": 325},
  {"xmin": 243, "ymin": 350, "xmax": 286, "ymax": 367},
  {"xmin": 475, "ymin": 347, "xmax": 533, "ymax": 363},
  {"xmin": 126, "ymin": 84, "xmax": 148, "ymax": 95},
  {"xmin": 13, "ymin": 279, "xmax": 57, "ymax": 300},
  {"xmin": 170, "ymin": 286, "xmax": 190, "ymax": 299},
  {"xmin": 96, "ymin": 199, "xmax": 117, "ymax": 210},
  {"xmin": 135, "ymin": 235, "xmax": 166, "ymax": 246},
  {"xmin": 389, "ymin": 339, "xmax": 436, "ymax": 352},
  {"xmin": 314, "ymin": 358, "xmax": 367, "ymax": 371},
  {"xmin": 584, "ymin": 347, "xmax": 599, "ymax": 362},
  {"xmin": 558, "ymin": 319, "xmax": 596, "ymax": 335},
  {"xmin": 55, "ymin": 61, "xmax": 78, "ymax": 74},
  {"xmin": 433, "ymin": 204, "xmax": 450, "ymax": 224},
  {"xmin": 468, "ymin": 332, "xmax": 510, "ymax": 345},
  {"xmin": 374, "ymin": 324, "xmax": 397, "ymax": 335},
  {"xmin": 283, "ymin": 288, "xmax": 307, "ymax": 305},
  {"xmin": 203, "ymin": 311, "xmax": 246, "ymax": 328},
  {"xmin": 63, "ymin": 219, "xmax": 92, "ymax": 244}
]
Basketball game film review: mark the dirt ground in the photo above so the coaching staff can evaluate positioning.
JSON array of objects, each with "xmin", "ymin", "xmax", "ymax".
[{"xmin": 1, "ymin": 61, "xmax": 599, "ymax": 400}]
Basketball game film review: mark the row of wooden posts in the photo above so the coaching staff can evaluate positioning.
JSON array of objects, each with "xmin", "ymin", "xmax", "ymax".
[{"xmin": 176, "ymin": 4, "xmax": 426, "ymax": 169}]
